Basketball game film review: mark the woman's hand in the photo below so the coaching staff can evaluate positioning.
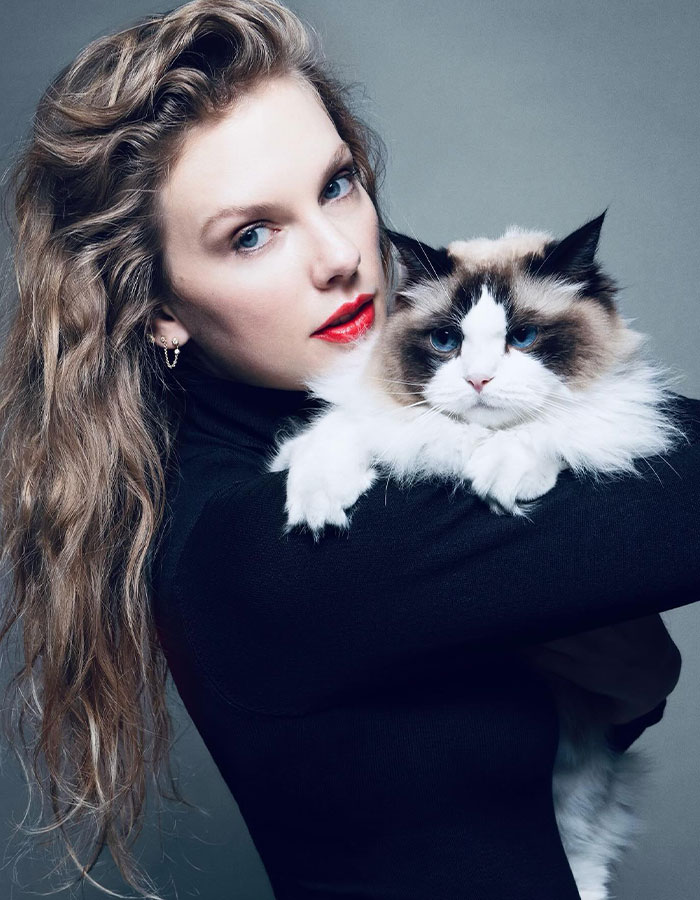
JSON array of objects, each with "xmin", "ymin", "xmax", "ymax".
[{"xmin": 521, "ymin": 613, "xmax": 682, "ymax": 725}]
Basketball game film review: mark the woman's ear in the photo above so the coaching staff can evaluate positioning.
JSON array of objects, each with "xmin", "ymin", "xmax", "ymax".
[{"xmin": 149, "ymin": 301, "xmax": 191, "ymax": 347}]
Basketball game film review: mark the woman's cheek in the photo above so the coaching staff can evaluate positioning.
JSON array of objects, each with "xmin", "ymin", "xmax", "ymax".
[{"xmin": 229, "ymin": 295, "xmax": 284, "ymax": 339}]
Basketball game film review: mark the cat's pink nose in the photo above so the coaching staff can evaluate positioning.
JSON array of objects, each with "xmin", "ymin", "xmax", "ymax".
[{"xmin": 467, "ymin": 376, "xmax": 493, "ymax": 394}]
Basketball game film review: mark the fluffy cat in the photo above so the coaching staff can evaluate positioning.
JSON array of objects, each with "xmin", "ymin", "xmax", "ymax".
[{"xmin": 267, "ymin": 212, "xmax": 686, "ymax": 898}]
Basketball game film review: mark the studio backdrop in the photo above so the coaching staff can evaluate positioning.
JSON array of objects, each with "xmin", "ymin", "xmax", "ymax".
[{"xmin": 0, "ymin": 2, "xmax": 698, "ymax": 898}]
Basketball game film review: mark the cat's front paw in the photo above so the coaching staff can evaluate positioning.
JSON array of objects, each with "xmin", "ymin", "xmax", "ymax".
[
  {"xmin": 464, "ymin": 430, "xmax": 562, "ymax": 516},
  {"xmin": 285, "ymin": 462, "xmax": 378, "ymax": 538},
  {"xmin": 275, "ymin": 432, "xmax": 378, "ymax": 539}
]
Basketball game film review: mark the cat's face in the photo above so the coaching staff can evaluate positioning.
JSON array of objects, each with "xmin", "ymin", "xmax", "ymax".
[{"xmin": 380, "ymin": 214, "xmax": 640, "ymax": 428}]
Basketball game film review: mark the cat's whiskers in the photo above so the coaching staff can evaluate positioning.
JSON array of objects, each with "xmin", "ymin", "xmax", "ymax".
[
  {"xmin": 636, "ymin": 457, "xmax": 665, "ymax": 487},
  {"xmin": 370, "ymin": 378, "xmax": 426, "ymax": 387},
  {"xmin": 376, "ymin": 388, "xmax": 425, "ymax": 399},
  {"xmin": 416, "ymin": 402, "xmax": 450, "ymax": 420},
  {"xmin": 405, "ymin": 399, "xmax": 454, "ymax": 426},
  {"xmin": 403, "ymin": 398, "xmax": 438, "ymax": 412},
  {"xmin": 495, "ymin": 407, "xmax": 532, "ymax": 426},
  {"xmin": 644, "ymin": 452, "xmax": 682, "ymax": 481},
  {"xmin": 403, "ymin": 401, "xmax": 433, "ymax": 411},
  {"xmin": 490, "ymin": 390, "xmax": 574, "ymax": 417},
  {"xmin": 529, "ymin": 396, "xmax": 579, "ymax": 417},
  {"xmin": 367, "ymin": 376, "xmax": 426, "ymax": 389}
]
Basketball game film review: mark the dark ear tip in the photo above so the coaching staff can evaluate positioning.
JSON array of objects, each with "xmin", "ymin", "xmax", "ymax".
[
  {"xmin": 565, "ymin": 210, "xmax": 607, "ymax": 245},
  {"xmin": 385, "ymin": 229, "xmax": 416, "ymax": 250},
  {"xmin": 590, "ymin": 209, "xmax": 607, "ymax": 229}
]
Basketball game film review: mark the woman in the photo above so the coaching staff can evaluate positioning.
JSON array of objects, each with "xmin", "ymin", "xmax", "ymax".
[{"xmin": 0, "ymin": 1, "xmax": 697, "ymax": 898}]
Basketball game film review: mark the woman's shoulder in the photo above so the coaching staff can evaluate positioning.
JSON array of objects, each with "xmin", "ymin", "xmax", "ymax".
[{"xmin": 151, "ymin": 446, "xmax": 261, "ymax": 603}]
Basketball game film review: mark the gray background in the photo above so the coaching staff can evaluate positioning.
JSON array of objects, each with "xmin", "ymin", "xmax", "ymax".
[{"xmin": 0, "ymin": 1, "xmax": 698, "ymax": 898}]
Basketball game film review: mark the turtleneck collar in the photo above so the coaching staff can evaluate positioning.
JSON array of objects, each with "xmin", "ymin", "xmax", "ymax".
[{"xmin": 170, "ymin": 352, "xmax": 327, "ymax": 459}]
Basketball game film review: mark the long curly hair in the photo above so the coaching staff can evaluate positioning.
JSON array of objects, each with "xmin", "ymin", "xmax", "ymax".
[{"xmin": 0, "ymin": 1, "xmax": 388, "ymax": 896}]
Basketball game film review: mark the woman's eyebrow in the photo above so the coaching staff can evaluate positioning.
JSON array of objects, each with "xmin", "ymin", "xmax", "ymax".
[{"xmin": 199, "ymin": 142, "xmax": 353, "ymax": 241}]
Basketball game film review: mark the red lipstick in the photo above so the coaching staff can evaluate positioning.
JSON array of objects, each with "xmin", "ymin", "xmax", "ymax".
[{"xmin": 311, "ymin": 293, "xmax": 376, "ymax": 344}]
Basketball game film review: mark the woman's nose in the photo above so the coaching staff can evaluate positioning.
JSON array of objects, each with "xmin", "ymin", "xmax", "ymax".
[{"xmin": 309, "ymin": 220, "xmax": 361, "ymax": 289}]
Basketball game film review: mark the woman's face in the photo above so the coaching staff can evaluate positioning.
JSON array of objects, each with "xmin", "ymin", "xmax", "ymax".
[{"xmin": 154, "ymin": 74, "xmax": 387, "ymax": 390}]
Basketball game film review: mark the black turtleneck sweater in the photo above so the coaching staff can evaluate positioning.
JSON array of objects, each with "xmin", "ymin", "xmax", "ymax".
[{"xmin": 151, "ymin": 353, "xmax": 700, "ymax": 900}]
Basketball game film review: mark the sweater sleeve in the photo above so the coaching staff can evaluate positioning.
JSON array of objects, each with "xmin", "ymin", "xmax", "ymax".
[
  {"xmin": 174, "ymin": 395, "xmax": 700, "ymax": 715},
  {"xmin": 606, "ymin": 699, "xmax": 668, "ymax": 753}
]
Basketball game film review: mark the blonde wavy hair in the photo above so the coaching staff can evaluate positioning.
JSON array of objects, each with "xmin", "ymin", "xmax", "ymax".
[{"xmin": 0, "ymin": 1, "xmax": 387, "ymax": 896}]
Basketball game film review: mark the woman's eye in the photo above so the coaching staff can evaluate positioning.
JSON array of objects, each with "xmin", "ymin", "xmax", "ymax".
[
  {"xmin": 323, "ymin": 168, "xmax": 357, "ymax": 201},
  {"xmin": 429, "ymin": 327, "xmax": 462, "ymax": 353},
  {"xmin": 233, "ymin": 224, "xmax": 273, "ymax": 253},
  {"xmin": 508, "ymin": 324, "xmax": 539, "ymax": 349}
]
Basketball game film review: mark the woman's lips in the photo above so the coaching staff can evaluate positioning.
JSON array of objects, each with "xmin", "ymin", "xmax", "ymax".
[{"xmin": 311, "ymin": 295, "xmax": 375, "ymax": 344}]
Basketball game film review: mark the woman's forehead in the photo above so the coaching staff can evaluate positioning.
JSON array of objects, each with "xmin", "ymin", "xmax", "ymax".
[{"xmin": 160, "ymin": 75, "xmax": 342, "ymax": 229}]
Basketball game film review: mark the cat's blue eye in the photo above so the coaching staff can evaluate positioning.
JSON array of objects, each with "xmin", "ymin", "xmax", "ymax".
[
  {"xmin": 508, "ymin": 325, "xmax": 539, "ymax": 349},
  {"xmin": 430, "ymin": 327, "xmax": 462, "ymax": 353},
  {"xmin": 323, "ymin": 169, "xmax": 357, "ymax": 201},
  {"xmin": 233, "ymin": 224, "xmax": 273, "ymax": 254}
]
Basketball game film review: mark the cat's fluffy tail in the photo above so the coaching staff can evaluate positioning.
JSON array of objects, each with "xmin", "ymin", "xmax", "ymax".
[{"xmin": 555, "ymin": 740, "xmax": 651, "ymax": 900}]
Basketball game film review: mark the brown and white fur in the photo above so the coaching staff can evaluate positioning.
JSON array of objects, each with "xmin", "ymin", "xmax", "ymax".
[{"xmin": 268, "ymin": 212, "xmax": 685, "ymax": 898}]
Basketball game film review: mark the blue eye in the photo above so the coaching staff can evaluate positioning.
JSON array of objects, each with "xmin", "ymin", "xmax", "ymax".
[
  {"xmin": 323, "ymin": 169, "xmax": 357, "ymax": 201},
  {"xmin": 430, "ymin": 327, "xmax": 462, "ymax": 353},
  {"xmin": 509, "ymin": 325, "xmax": 539, "ymax": 349},
  {"xmin": 234, "ymin": 224, "xmax": 272, "ymax": 253}
]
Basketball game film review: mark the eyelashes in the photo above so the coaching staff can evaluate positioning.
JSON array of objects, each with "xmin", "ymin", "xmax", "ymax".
[
  {"xmin": 231, "ymin": 164, "xmax": 361, "ymax": 256},
  {"xmin": 322, "ymin": 166, "xmax": 360, "ymax": 202},
  {"xmin": 232, "ymin": 223, "xmax": 273, "ymax": 253}
]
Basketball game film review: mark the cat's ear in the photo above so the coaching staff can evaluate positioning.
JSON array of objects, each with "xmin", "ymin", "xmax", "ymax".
[
  {"xmin": 534, "ymin": 211, "xmax": 607, "ymax": 281},
  {"xmin": 387, "ymin": 230, "xmax": 451, "ymax": 291}
]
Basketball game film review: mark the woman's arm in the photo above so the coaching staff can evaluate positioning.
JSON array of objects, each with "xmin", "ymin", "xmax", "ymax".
[
  {"xmin": 172, "ymin": 395, "xmax": 700, "ymax": 715},
  {"xmin": 521, "ymin": 613, "xmax": 682, "ymax": 724}
]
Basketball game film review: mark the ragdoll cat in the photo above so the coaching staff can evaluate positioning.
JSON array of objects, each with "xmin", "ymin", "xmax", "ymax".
[
  {"xmin": 270, "ymin": 213, "xmax": 683, "ymax": 531},
  {"xmin": 267, "ymin": 212, "xmax": 686, "ymax": 899}
]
